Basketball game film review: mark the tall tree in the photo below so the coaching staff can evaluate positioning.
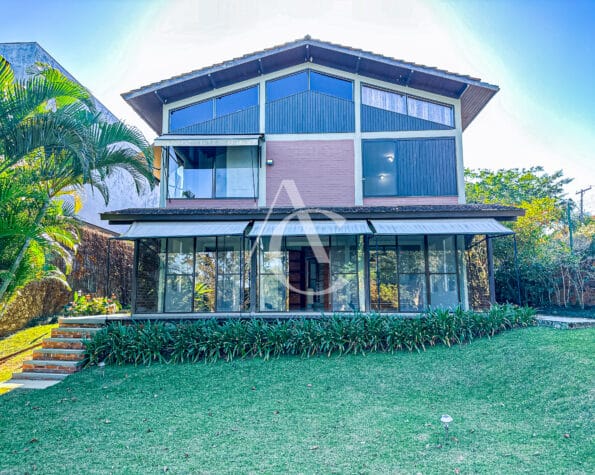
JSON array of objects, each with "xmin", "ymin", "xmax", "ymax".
[{"xmin": 0, "ymin": 55, "xmax": 155, "ymax": 307}]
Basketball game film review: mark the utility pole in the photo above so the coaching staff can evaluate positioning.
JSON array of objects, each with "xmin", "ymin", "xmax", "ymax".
[
  {"xmin": 575, "ymin": 186, "xmax": 592, "ymax": 221},
  {"xmin": 567, "ymin": 201, "xmax": 574, "ymax": 251}
]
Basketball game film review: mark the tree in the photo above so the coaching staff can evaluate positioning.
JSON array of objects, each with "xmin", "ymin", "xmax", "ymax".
[
  {"xmin": 465, "ymin": 167, "xmax": 593, "ymax": 308},
  {"xmin": 0, "ymin": 55, "xmax": 155, "ymax": 308}
]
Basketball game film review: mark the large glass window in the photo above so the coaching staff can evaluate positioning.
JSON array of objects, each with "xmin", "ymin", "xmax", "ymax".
[
  {"xmin": 361, "ymin": 85, "xmax": 454, "ymax": 127},
  {"xmin": 266, "ymin": 70, "xmax": 353, "ymax": 102},
  {"xmin": 167, "ymin": 146, "xmax": 258, "ymax": 199},
  {"xmin": 169, "ymin": 86, "xmax": 258, "ymax": 132}
]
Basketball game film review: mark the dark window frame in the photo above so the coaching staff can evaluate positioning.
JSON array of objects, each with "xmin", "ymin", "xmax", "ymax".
[
  {"xmin": 361, "ymin": 83, "xmax": 455, "ymax": 128},
  {"xmin": 169, "ymin": 85, "xmax": 259, "ymax": 131},
  {"xmin": 166, "ymin": 145, "xmax": 260, "ymax": 200},
  {"xmin": 265, "ymin": 69, "xmax": 354, "ymax": 103}
]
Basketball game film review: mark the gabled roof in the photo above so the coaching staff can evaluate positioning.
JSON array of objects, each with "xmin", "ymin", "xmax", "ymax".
[
  {"xmin": 122, "ymin": 36, "xmax": 499, "ymax": 134},
  {"xmin": 0, "ymin": 42, "xmax": 117, "ymax": 123}
]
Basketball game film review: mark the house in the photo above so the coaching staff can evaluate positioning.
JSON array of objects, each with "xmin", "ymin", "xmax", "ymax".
[{"xmin": 102, "ymin": 37, "xmax": 522, "ymax": 316}]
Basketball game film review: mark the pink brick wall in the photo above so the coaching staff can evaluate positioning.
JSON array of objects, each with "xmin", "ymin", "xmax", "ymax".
[
  {"xmin": 166, "ymin": 199, "xmax": 259, "ymax": 209},
  {"xmin": 363, "ymin": 196, "xmax": 459, "ymax": 206},
  {"xmin": 266, "ymin": 140, "xmax": 355, "ymax": 207}
]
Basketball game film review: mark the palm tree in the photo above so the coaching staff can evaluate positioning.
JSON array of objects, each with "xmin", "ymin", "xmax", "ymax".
[{"xmin": 0, "ymin": 55, "xmax": 155, "ymax": 306}]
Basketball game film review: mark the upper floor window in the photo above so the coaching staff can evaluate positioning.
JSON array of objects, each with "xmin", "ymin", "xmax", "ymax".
[
  {"xmin": 266, "ymin": 70, "xmax": 353, "ymax": 102},
  {"xmin": 167, "ymin": 146, "xmax": 259, "ymax": 199},
  {"xmin": 362, "ymin": 138, "xmax": 457, "ymax": 197},
  {"xmin": 362, "ymin": 85, "xmax": 454, "ymax": 127},
  {"xmin": 169, "ymin": 86, "xmax": 259, "ymax": 132}
]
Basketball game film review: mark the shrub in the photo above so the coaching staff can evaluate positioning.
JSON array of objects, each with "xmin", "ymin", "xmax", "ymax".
[
  {"xmin": 85, "ymin": 304, "xmax": 536, "ymax": 365},
  {"xmin": 64, "ymin": 291, "xmax": 122, "ymax": 316}
]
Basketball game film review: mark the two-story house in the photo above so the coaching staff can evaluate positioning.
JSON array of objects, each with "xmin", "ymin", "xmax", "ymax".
[{"xmin": 102, "ymin": 37, "xmax": 522, "ymax": 316}]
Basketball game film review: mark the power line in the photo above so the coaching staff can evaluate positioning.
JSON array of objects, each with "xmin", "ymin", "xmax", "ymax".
[{"xmin": 576, "ymin": 186, "xmax": 592, "ymax": 221}]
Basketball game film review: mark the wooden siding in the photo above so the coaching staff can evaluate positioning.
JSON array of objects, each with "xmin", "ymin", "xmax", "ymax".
[
  {"xmin": 361, "ymin": 104, "xmax": 453, "ymax": 132},
  {"xmin": 396, "ymin": 138, "xmax": 457, "ymax": 196},
  {"xmin": 266, "ymin": 91, "xmax": 355, "ymax": 134},
  {"xmin": 170, "ymin": 106, "xmax": 259, "ymax": 134}
]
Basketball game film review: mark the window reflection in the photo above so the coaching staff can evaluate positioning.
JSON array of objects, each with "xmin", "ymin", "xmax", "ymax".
[{"xmin": 266, "ymin": 70, "xmax": 353, "ymax": 102}]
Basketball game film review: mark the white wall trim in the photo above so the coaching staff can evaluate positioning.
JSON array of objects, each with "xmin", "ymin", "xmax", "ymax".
[
  {"xmin": 361, "ymin": 130, "xmax": 457, "ymax": 139},
  {"xmin": 265, "ymin": 133, "xmax": 356, "ymax": 141},
  {"xmin": 354, "ymin": 76, "xmax": 363, "ymax": 206}
]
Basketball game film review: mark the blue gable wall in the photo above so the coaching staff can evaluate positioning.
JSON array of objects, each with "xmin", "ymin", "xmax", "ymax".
[{"xmin": 266, "ymin": 90, "xmax": 355, "ymax": 134}]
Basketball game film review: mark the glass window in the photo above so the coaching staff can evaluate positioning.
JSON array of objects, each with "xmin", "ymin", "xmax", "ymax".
[
  {"xmin": 135, "ymin": 239, "xmax": 166, "ymax": 314},
  {"xmin": 266, "ymin": 70, "xmax": 353, "ymax": 102},
  {"xmin": 194, "ymin": 237, "xmax": 216, "ymax": 312},
  {"xmin": 369, "ymin": 236, "xmax": 399, "ymax": 312},
  {"xmin": 266, "ymin": 71, "xmax": 308, "ymax": 102},
  {"xmin": 167, "ymin": 146, "xmax": 258, "ymax": 199},
  {"xmin": 258, "ymin": 237, "xmax": 287, "ymax": 311},
  {"xmin": 361, "ymin": 86, "xmax": 406, "ymax": 114},
  {"xmin": 330, "ymin": 235, "xmax": 359, "ymax": 312},
  {"xmin": 428, "ymin": 235, "xmax": 459, "ymax": 309},
  {"xmin": 398, "ymin": 236, "xmax": 426, "ymax": 311},
  {"xmin": 165, "ymin": 238, "xmax": 194, "ymax": 313},
  {"xmin": 215, "ymin": 147, "xmax": 258, "ymax": 198},
  {"xmin": 217, "ymin": 236, "xmax": 242, "ymax": 312},
  {"xmin": 398, "ymin": 273, "xmax": 427, "ymax": 312},
  {"xmin": 170, "ymin": 100, "xmax": 213, "ymax": 132},
  {"xmin": 407, "ymin": 97, "xmax": 454, "ymax": 127},
  {"xmin": 310, "ymin": 71, "xmax": 353, "ymax": 101},
  {"xmin": 216, "ymin": 86, "xmax": 258, "ymax": 117},
  {"xmin": 362, "ymin": 141, "xmax": 397, "ymax": 197}
]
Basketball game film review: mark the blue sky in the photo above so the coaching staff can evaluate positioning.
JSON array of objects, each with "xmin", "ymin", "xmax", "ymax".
[{"xmin": 2, "ymin": 0, "xmax": 594, "ymax": 209}]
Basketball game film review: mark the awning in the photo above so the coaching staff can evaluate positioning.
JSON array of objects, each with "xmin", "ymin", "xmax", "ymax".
[
  {"xmin": 153, "ymin": 135, "xmax": 261, "ymax": 147},
  {"xmin": 249, "ymin": 220, "xmax": 373, "ymax": 237},
  {"xmin": 370, "ymin": 218, "xmax": 513, "ymax": 235},
  {"xmin": 117, "ymin": 221, "xmax": 249, "ymax": 239}
]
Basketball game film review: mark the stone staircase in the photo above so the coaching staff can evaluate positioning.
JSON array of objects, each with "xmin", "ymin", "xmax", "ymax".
[{"xmin": 11, "ymin": 318, "xmax": 104, "ymax": 384}]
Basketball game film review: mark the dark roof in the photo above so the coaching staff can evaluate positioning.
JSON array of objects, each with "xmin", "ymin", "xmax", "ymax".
[
  {"xmin": 0, "ymin": 42, "xmax": 117, "ymax": 123},
  {"xmin": 122, "ymin": 36, "xmax": 499, "ymax": 133},
  {"xmin": 102, "ymin": 204, "xmax": 523, "ymax": 225}
]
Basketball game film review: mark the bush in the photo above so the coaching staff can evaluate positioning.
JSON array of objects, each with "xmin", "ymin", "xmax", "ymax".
[
  {"xmin": 64, "ymin": 291, "xmax": 122, "ymax": 316},
  {"xmin": 85, "ymin": 305, "xmax": 535, "ymax": 365}
]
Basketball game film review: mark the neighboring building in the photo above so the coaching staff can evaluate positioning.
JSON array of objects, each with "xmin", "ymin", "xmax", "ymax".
[
  {"xmin": 0, "ymin": 42, "xmax": 157, "ymax": 232},
  {"xmin": 102, "ymin": 37, "xmax": 522, "ymax": 316}
]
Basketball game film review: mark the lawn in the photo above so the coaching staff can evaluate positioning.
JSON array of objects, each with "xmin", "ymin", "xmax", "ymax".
[
  {"xmin": 0, "ymin": 327, "xmax": 593, "ymax": 474},
  {"xmin": 0, "ymin": 324, "xmax": 58, "ymax": 395}
]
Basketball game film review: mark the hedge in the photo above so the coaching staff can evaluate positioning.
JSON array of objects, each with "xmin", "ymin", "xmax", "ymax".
[{"xmin": 84, "ymin": 305, "xmax": 535, "ymax": 365}]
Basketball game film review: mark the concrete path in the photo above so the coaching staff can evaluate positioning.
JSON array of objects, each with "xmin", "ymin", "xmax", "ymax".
[{"xmin": 0, "ymin": 378, "xmax": 61, "ymax": 390}]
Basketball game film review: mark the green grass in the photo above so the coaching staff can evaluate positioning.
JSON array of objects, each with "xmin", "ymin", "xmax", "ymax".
[
  {"xmin": 0, "ymin": 324, "xmax": 57, "ymax": 394},
  {"xmin": 0, "ymin": 327, "xmax": 593, "ymax": 474}
]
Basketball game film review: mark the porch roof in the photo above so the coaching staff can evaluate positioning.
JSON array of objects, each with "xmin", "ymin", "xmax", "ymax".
[
  {"xmin": 249, "ymin": 219, "xmax": 372, "ymax": 237},
  {"xmin": 117, "ymin": 220, "xmax": 249, "ymax": 239},
  {"xmin": 370, "ymin": 218, "xmax": 513, "ymax": 235},
  {"xmin": 102, "ymin": 204, "xmax": 523, "ymax": 226}
]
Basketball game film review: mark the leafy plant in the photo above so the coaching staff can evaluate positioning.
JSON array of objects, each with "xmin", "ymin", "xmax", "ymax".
[
  {"xmin": 63, "ymin": 291, "xmax": 122, "ymax": 316},
  {"xmin": 85, "ymin": 305, "xmax": 535, "ymax": 365}
]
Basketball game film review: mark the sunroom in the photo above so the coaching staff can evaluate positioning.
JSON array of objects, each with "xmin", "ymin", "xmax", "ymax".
[{"xmin": 104, "ymin": 207, "xmax": 519, "ymax": 317}]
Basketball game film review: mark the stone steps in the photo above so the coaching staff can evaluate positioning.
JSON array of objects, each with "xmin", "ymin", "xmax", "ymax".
[{"xmin": 10, "ymin": 318, "xmax": 105, "ymax": 386}]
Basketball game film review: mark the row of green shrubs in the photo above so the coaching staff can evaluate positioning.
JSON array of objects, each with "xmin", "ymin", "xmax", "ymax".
[{"xmin": 85, "ymin": 305, "xmax": 535, "ymax": 365}]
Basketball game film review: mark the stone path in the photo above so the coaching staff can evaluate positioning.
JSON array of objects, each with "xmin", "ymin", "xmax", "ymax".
[{"xmin": 536, "ymin": 315, "xmax": 595, "ymax": 329}]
